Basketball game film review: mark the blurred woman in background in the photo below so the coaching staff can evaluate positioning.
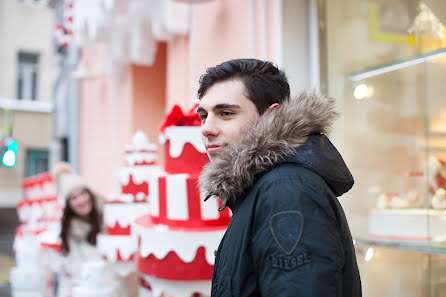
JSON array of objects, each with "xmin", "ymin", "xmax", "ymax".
[{"xmin": 52, "ymin": 162, "xmax": 103, "ymax": 297}]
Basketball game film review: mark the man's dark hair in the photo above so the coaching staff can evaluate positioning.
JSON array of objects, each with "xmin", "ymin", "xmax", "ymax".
[{"xmin": 197, "ymin": 59, "xmax": 290, "ymax": 115}]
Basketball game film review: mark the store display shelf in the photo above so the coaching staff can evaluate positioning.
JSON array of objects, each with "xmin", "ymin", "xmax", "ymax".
[
  {"xmin": 354, "ymin": 237, "xmax": 446, "ymax": 255},
  {"xmin": 429, "ymin": 131, "xmax": 446, "ymax": 137},
  {"xmin": 348, "ymin": 47, "xmax": 446, "ymax": 82},
  {"xmin": 420, "ymin": 146, "xmax": 446, "ymax": 152}
]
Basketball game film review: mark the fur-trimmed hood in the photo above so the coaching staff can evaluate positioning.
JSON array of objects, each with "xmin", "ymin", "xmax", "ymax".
[{"xmin": 199, "ymin": 91, "xmax": 354, "ymax": 205}]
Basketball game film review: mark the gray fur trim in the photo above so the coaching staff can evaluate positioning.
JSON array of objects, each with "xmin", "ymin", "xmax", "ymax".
[{"xmin": 199, "ymin": 91, "xmax": 338, "ymax": 203}]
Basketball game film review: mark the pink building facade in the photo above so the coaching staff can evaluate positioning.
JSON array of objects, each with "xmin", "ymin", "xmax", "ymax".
[{"xmin": 73, "ymin": 0, "xmax": 318, "ymax": 198}]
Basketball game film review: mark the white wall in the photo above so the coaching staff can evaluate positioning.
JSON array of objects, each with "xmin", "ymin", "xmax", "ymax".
[
  {"xmin": 281, "ymin": 0, "xmax": 311, "ymax": 97},
  {"xmin": 0, "ymin": 0, "xmax": 55, "ymax": 101}
]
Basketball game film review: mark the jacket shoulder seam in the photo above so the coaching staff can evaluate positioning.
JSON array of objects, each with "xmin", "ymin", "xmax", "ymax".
[{"xmin": 256, "ymin": 166, "xmax": 331, "ymax": 196}]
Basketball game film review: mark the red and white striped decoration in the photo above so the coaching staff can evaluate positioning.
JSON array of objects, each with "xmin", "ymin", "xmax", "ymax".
[{"xmin": 148, "ymin": 174, "xmax": 231, "ymax": 230}]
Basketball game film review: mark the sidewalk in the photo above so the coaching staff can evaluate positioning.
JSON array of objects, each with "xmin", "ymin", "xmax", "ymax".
[{"xmin": 0, "ymin": 228, "xmax": 14, "ymax": 297}]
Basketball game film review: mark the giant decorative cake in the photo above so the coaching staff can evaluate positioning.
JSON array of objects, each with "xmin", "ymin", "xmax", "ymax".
[
  {"xmin": 11, "ymin": 172, "xmax": 62, "ymax": 297},
  {"xmin": 135, "ymin": 105, "xmax": 231, "ymax": 297},
  {"xmin": 368, "ymin": 157, "xmax": 446, "ymax": 242},
  {"xmin": 97, "ymin": 131, "xmax": 160, "ymax": 268}
]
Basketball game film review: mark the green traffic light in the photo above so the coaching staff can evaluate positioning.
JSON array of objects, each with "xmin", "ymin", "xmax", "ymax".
[
  {"xmin": 2, "ymin": 150, "xmax": 16, "ymax": 167},
  {"xmin": 1, "ymin": 138, "xmax": 17, "ymax": 167}
]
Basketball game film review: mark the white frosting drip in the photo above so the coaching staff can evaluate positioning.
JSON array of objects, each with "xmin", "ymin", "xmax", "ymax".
[
  {"xmin": 119, "ymin": 194, "xmax": 135, "ymax": 203},
  {"xmin": 162, "ymin": 126, "xmax": 205, "ymax": 158},
  {"xmin": 139, "ymin": 274, "xmax": 211, "ymax": 297},
  {"xmin": 104, "ymin": 203, "xmax": 150, "ymax": 228},
  {"xmin": 118, "ymin": 166, "xmax": 164, "ymax": 185},
  {"xmin": 136, "ymin": 192, "xmax": 146, "ymax": 201},
  {"xmin": 18, "ymin": 200, "xmax": 64, "ymax": 223},
  {"xmin": 24, "ymin": 181, "xmax": 56, "ymax": 200},
  {"xmin": 97, "ymin": 234, "xmax": 137, "ymax": 262},
  {"xmin": 133, "ymin": 223, "xmax": 225, "ymax": 265},
  {"xmin": 124, "ymin": 152, "xmax": 157, "ymax": 166}
]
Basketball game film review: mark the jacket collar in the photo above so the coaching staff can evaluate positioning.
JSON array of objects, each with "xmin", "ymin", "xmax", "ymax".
[{"xmin": 199, "ymin": 91, "xmax": 352, "ymax": 205}]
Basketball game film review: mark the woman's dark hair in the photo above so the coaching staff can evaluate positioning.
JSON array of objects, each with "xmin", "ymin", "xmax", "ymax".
[
  {"xmin": 197, "ymin": 59, "xmax": 290, "ymax": 115},
  {"xmin": 60, "ymin": 188, "xmax": 102, "ymax": 254}
]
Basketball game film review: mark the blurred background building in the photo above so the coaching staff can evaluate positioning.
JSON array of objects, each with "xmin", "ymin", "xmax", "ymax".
[
  {"xmin": 0, "ymin": 0, "xmax": 55, "ymax": 220},
  {"xmin": 62, "ymin": 0, "xmax": 319, "ymax": 197}
]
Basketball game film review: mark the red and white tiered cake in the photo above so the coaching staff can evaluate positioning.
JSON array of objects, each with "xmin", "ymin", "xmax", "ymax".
[
  {"xmin": 98, "ymin": 131, "xmax": 161, "ymax": 273},
  {"xmin": 12, "ymin": 173, "xmax": 63, "ymax": 297},
  {"xmin": 14, "ymin": 173, "xmax": 62, "ymax": 251},
  {"xmin": 135, "ymin": 105, "xmax": 231, "ymax": 297}
]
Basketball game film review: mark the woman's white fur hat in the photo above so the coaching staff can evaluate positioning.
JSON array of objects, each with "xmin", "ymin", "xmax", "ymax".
[{"xmin": 51, "ymin": 162, "xmax": 88, "ymax": 204}]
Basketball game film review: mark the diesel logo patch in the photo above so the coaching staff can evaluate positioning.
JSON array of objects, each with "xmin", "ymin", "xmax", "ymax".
[
  {"xmin": 270, "ymin": 211, "xmax": 304, "ymax": 255},
  {"xmin": 270, "ymin": 251, "xmax": 312, "ymax": 271}
]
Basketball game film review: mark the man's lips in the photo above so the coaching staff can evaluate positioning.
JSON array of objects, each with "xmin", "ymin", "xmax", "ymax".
[{"xmin": 206, "ymin": 145, "xmax": 226, "ymax": 154}]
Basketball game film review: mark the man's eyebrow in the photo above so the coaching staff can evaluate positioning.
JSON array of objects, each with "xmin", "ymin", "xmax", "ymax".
[
  {"xmin": 197, "ymin": 104, "xmax": 241, "ymax": 113},
  {"xmin": 212, "ymin": 104, "xmax": 241, "ymax": 111}
]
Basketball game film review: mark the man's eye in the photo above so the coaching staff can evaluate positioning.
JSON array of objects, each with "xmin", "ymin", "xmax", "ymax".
[
  {"xmin": 199, "ymin": 114, "xmax": 207, "ymax": 121},
  {"xmin": 221, "ymin": 111, "xmax": 233, "ymax": 117}
]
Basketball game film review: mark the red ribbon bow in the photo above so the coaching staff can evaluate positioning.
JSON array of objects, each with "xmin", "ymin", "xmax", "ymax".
[{"xmin": 158, "ymin": 104, "xmax": 201, "ymax": 133}]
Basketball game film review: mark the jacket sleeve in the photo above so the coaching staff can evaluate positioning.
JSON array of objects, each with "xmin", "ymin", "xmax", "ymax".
[{"xmin": 251, "ymin": 176, "xmax": 345, "ymax": 297}]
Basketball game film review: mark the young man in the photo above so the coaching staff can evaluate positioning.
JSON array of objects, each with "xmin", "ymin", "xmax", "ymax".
[{"xmin": 197, "ymin": 59, "xmax": 361, "ymax": 297}]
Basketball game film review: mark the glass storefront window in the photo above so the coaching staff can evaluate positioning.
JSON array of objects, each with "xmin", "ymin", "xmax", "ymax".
[{"xmin": 322, "ymin": 0, "xmax": 446, "ymax": 296}]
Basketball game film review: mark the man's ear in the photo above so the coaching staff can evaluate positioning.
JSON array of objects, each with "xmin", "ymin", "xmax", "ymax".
[{"xmin": 266, "ymin": 103, "xmax": 280, "ymax": 113}]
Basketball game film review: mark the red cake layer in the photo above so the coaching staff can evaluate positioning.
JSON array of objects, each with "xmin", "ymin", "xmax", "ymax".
[
  {"xmin": 106, "ymin": 222, "xmax": 132, "ymax": 235},
  {"xmin": 164, "ymin": 142, "xmax": 209, "ymax": 175},
  {"xmin": 137, "ymin": 247, "xmax": 213, "ymax": 280},
  {"xmin": 121, "ymin": 175, "xmax": 149, "ymax": 197}
]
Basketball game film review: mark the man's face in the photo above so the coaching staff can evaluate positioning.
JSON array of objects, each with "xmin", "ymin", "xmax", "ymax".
[{"xmin": 198, "ymin": 79, "xmax": 260, "ymax": 161}]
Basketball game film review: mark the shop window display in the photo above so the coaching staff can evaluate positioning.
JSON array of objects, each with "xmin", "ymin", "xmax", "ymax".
[{"xmin": 322, "ymin": 0, "xmax": 446, "ymax": 296}]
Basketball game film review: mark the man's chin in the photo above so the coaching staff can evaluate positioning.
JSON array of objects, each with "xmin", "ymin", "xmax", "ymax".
[{"xmin": 206, "ymin": 152, "xmax": 220, "ymax": 162}]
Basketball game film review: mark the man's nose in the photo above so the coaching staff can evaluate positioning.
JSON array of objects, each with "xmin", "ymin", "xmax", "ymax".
[{"xmin": 201, "ymin": 115, "xmax": 219, "ymax": 138}]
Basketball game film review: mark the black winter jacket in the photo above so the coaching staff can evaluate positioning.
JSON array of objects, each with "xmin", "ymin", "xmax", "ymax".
[{"xmin": 200, "ymin": 92, "xmax": 362, "ymax": 297}]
